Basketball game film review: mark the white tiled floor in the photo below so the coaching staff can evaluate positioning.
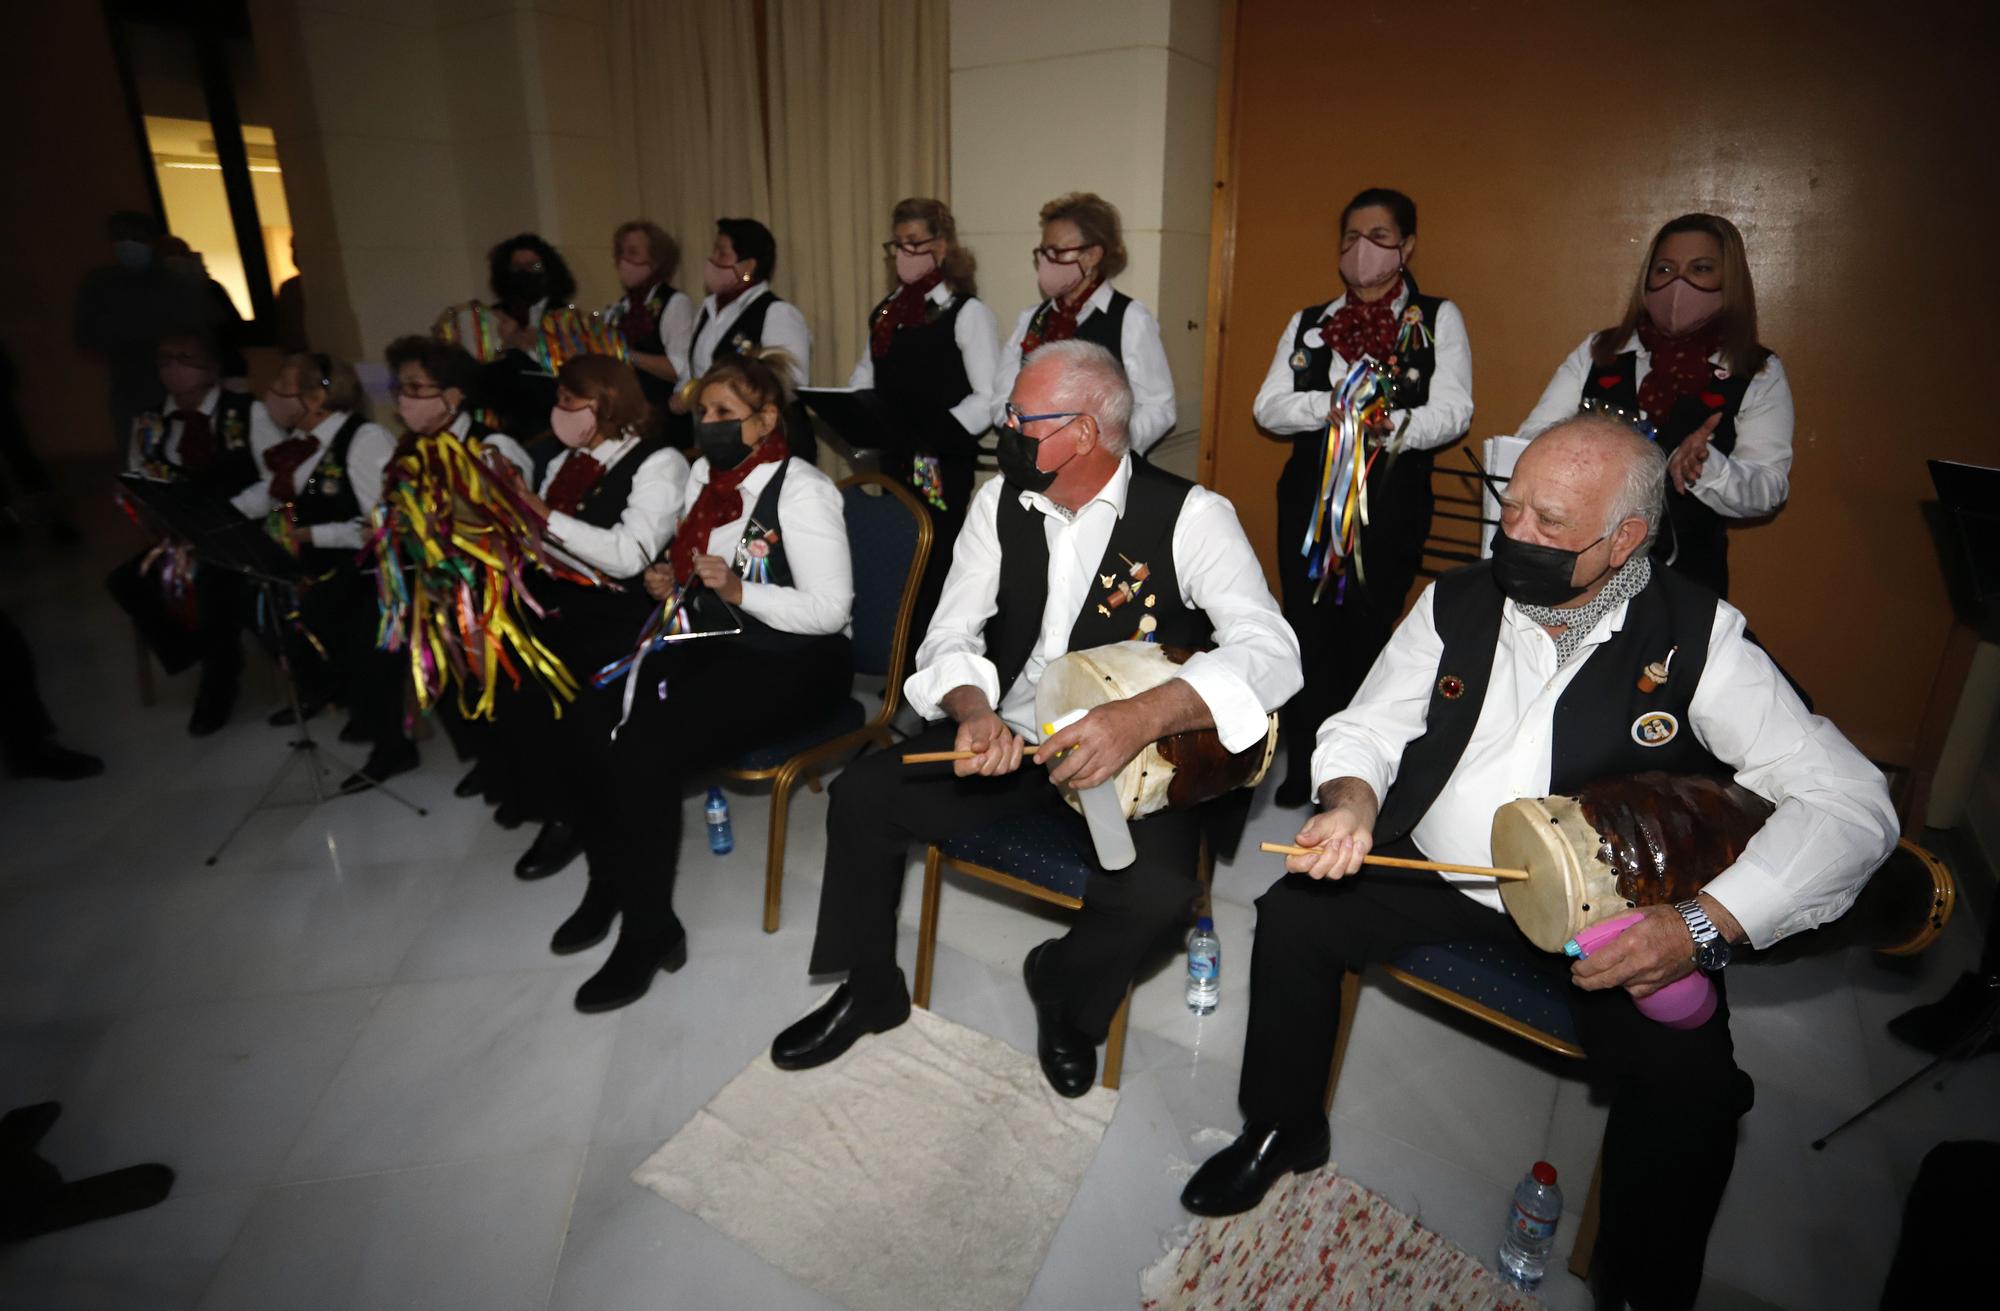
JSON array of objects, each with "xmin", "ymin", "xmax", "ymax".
[{"xmin": 3, "ymin": 532, "xmax": 1996, "ymax": 1310}]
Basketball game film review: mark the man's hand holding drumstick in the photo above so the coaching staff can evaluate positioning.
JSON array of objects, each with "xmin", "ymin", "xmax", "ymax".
[
  {"xmin": 1284, "ymin": 778, "xmax": 1380, "ymax": 879},
  {"xmin": 940, "ymin": 686, "xmax": 1027, "ymax": 777}
]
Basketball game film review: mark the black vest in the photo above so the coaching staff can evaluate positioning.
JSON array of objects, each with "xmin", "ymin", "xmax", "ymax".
[
  {"xmin": 683, "ymin": 458, "xmax": 820, "ymax": 653},
  {"xmin": 985, "ymin": 458, "xmax": 1210, "ymax": 699},
  {"xmin": 1021, "ymin": 290, "xmax": 1132, "ymax": 363},
  {"xmin": 286, "ymin": 413, "xmax": 368, "ymax": 530},
  {"xmin": 1288, "ymin": 289, "xmax": 1446, "ymax": 408},
  {"xmin": 556, "ymin": 435, "xmax": 670, "ymax": 587},
  {"xmin": 1577, "ymin": 345, "xmax": 1769, "ymax": 597},
  {"xmin": 687, "ymin": 291, "xmax": 817, "ymax": 467},
  {"xmin": 871, "ymin": 292, "xmax": 976, "ymax": 458},
  {"xmin": 140, "ymin": 391, "xmax": 260, "ymax": 495},
  {"xmin": 1373, "ymin": 561, "xmax": 1726, "ymax": 848}
]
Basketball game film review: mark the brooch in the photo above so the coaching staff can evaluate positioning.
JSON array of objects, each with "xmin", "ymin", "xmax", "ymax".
[
  {"xmin": 1095, "ymin": 554, "xmax": 1152, "ymax": 619},
  {"xmin": 1637, "ymin": 645, "xmax": 1677, "ymax": 693},
  {"xmin": 1290, "ymin": 348, "xmax": 1310, "ymax": 371},
  {"xmin": 1437, "ymin": 674, "xmax": 1465, "ymax": 700},
  {"xmin": 1631, "ymin": 711, "xmax": 1679, "ymax": 747}
]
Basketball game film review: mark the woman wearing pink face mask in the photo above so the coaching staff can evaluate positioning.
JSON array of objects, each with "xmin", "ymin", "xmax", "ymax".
[
  {"xmin": 844, "ymin": 197, "xmax": 1000, "ymax": 632},
  {"xmin": 676, "ymin": 218, "xmax": 816, "ymax": 466},
  {"xmin": 606, "ymin": 219, "xmax": 695, "ymax": 416},
  {"xmin": 1518, "ymin": 212, "xmax": 1792, "ymax": 598},
  {"xmin": 990, "ymin": 192, "xmax": 1177, "ymax": 455},
  {"xmin": 1252, "ymin": 187, "xmax": 1475, "ymax": 808},
  {"xmin": 487, "ymin": 354, "xmax": 692, "ymax": 919}
]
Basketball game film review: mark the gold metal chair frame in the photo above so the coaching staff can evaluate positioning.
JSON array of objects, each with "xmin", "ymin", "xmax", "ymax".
[{"xmin": 722, "ymin": 471, "xmax": 932, "ymax": 934}]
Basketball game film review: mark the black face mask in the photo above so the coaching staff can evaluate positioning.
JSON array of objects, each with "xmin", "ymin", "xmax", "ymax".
[
  {"xmin": 996, "ymin": 422, "xmax": 1079, "ymax": 495},
  {"xmin": 1489, "ymin": 529, "xmax": 1609, "ymax": 606},
  {"xmin": 504, "ymin": 268, "xmax": 548, "ymax": 304},
  {"xmin": 695, "ymin": 418, "xmax": 752, "ymax": 471}
]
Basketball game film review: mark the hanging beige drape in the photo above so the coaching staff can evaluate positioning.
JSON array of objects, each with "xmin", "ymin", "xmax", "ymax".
[
  {"xmin": 607, "ymin": 0, "xmax": 771, "ymax": 295},
  {"xmin": 765, "ymin": 0, "xmax": 950, "ymax": 385}
]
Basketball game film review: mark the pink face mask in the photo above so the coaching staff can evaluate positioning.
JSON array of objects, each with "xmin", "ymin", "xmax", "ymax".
[
  {"xmin": 703, "ymin": 258, "xmax": 741, "ymax": 297},
  {"xmin": 1339, "ymin": 236, "xmax": 1403, "ymax": 290},
  {"xmin": 159, "ymin": 362, "xmax": 214, "ymax": 400},
  {"xmin": 264, "ymin": 390, "xmax": 307, "ymax": 432},
  {"xmin": 894, "ymin": 247, "xmax": 938, "ymax": 285},
  {"xmin": 550, "ymin": 403, "xmax": 599, "ymax": 449},
  {"xmin": 1644, "ymin": 277, "xmax": 1724, "ymax": 337},
  {"xmin": 616, "ymin": 258, "xmax": 654, "ymax": 290},
  {"xmin": 397, "ymin": 393, "xmax": 452, "ymax": 436},
  {"xmin": 1035, "ymin": 254, "xmax": 1085, "ymax": 302}
]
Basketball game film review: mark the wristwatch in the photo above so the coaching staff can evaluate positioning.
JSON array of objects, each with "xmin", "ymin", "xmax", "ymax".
[{"xmin": 1675, "ymin": 899, "xmax": 1731, "ymax": 972}]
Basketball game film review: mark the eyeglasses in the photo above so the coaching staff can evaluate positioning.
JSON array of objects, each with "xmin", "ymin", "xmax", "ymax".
[
  {"xmin": 1002, "ymin": 402, "xmax": 1087, "ymax": 435},
  {"xmin": 389, "ymin": 382, "xmax": 444, "ymax": 399},
  {"xmin": 882, "ymin": 238, "xmax": 937, "ymax": 255},
  {"xmin": 1029, "ymin": 243, "xmax": 1094, "ymax": 265}
]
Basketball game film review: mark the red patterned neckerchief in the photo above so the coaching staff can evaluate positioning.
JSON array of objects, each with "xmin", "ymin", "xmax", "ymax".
[
  {"xmin": 1636, "ymin": 318, "xmax": 1725, "ymax": 423},
  {"xmin": 1320, "ymin": 276, "xmax": 1404, "ymax": 365},
  {"xmin": 670, "ymin": 429, "xmax": 791, "ymax": 586},
  {"xmin": 1020, "ymin": 274, "xmax": 1104, "ymax": 358},
  {"xmin": 619, "ymin": 282, "xmax": 664, "ymax": 348},
  {"xmin": 543, "ymin": 445, "xmax": 611, "ymax": 515},
  {"xmin": 265, "ymin": 432, "xmax": 323, "ymax": 501},
  {"xmin": 870, "ymin": 271, "xmax": 945, "ymax": 359},
  {"xmin": 171, "ymin": 407, "xmax": 216, "ymax": 473}
]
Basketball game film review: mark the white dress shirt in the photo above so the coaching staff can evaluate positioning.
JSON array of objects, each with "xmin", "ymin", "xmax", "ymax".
[
  {"xmin": 127, "ymin": 384, "xmax": 224, "ymax": 471},
  {"xmin": 690, "ymin": 284, "xmax": 813, "ymax": 386},
  {"xmin": 1252, "ymin": 288, "xmax": 1474, "ymax": 451},
  {"xmin": 682, "ymin": 455, "xmax": 851, "ymax": 635},
  {"xmin": 613, "ymin": 283, "xmax": 697, "ymax": 383},
  {"xmin": 230, "ymin": 410, "xmax": 397, "ymax": 549},
  {"xmin": 1517, "ymin": 332, "xmax": 1794, "ymax": 519},
  {"xmin": 906, "ymin": 456, "xmax": 1301, "ymax": 752},
  {"xmin": 845, "ymin": 284, "xmax": 1002, "ymax": 436},
  {"xmin": 990, "ymin": 283, "xmax": 1178, "ymax": 454},
  {"xmin": 1313, "ymin": 581, "xmax": 1898, "ymax": 948},
  {"xmin": 541, "ymin": 434, "xmax": 691, "ymax": 579}
]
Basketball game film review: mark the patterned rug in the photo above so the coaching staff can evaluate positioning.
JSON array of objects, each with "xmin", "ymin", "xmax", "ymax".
[
  {"xmin": 1140, "ymin": 1168, "xmax": 1543, "ymax": 1310},
  {"xmin": 633, "ymin": 1001, "xmax": 1116, "ymax": 1311}
]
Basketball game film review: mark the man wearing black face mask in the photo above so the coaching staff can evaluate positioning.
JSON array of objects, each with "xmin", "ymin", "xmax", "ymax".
[
  {"xmin": 772, "ymin": 340, "xmax": 1300, "ymax": 1095},
  {"xmin": 1184, "ymin": 414, "xmax": 1898, "ymax": 1311}
]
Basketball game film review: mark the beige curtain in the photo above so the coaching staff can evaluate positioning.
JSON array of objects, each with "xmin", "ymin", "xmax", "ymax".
[
  {"xmin": 765, "ymin": 0, "xmax": 950, "ymax": 385},
  {"xmin": 607, "ymin": 0, "xmax": 771, "ymax": 296}
]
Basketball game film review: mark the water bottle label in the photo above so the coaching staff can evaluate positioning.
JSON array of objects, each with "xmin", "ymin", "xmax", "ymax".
[
  {"xmin": 1510, "ymin": 1205, "xmax": 1556, "ymax": 1242},
  {"xmin": 1188, "ymin": 952, "xmax": 1218, "ymax": 980}
]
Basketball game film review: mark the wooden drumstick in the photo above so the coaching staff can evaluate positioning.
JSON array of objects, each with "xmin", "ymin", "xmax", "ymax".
[
  {"xmin": 1258, "ymin": 842, "xmax": 1532, "ymax": 882},
  {"xmin": 902, "ymin": 750, "xmax": 980, "ymax": 764}
]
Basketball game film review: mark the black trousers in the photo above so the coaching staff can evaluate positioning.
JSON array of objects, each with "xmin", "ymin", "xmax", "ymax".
[
  {"xmin": 806, "ymin": 721, "xmax": 1204, "ymax": 1038},
  {"xmin": 0, "ymin": 608, "xmax": 54, "ymax": 752},
  {"xmin": 1239, "ymin": 868, "xmax": 1752, "ymax": 1311},
  {"xmin": 106, "ymin": 551, "xmax": 243, "ymax": 687},
  {"xmin": 1273, "ymin": 446, "xmax": 1431, "ymax": 787},
  {"xmin": 584, "ymin": 634, "xmax": 853, "ymax": 939}
]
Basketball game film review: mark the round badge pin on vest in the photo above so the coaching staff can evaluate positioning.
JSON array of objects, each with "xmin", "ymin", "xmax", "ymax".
[
  {"xmin": 1290, "ymin": 349, "xmax": 1310, "ymax": 371},
  {"xmin": 1437, "ymin": 674, "xmax": 1465, "ymax": 700},
  {"xmin": 1631, "ymin": 710, "xmax": 1679, "ymax": 747}
]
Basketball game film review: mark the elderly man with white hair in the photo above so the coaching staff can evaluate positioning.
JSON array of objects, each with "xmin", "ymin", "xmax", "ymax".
[
  {"xmin": 771, "ymin": 340, "xmax": 1301, "ymax": 1094},
  {"xmin": 1181, "ymin": 413, "xmax": 1897, "ymax": 1309}
]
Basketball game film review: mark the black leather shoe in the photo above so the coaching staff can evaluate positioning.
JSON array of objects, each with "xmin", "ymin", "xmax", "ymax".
[
  {"xmin": 1273, "ymin": 776, "xmax": 1312, "ymax": 809},
  {"xmin": 1024, "ymin": 941, "xmax": 1096, "ymax": 1098},
  {"xmin": 515, "ymin": 820, "xmax": 584, "ymax": 881},
  {"xmin": 770, "ymin": 982, "xmax": 911, "ymax": 1071},
  {"xmin": 6, "ymin": 739, "xmax": 104, "ymax": 781},
  {"xmin": 552, "ymin": 880, "xmax": 617, "ymax": 955},
  {"xmin": 1888, "ymin": 972, "xmax": 2000, "ymax": 1056},
  {"xmin": 1180, "ymin": 1119, "xmax": 1331, "ymax": 1216},
  {"xmin": 338, "ymin": 717, "xmax": 372, "ymax": 744},
  {"xmin": 338, "ymin": 738, "xmax": 418, "ymax": 794},
  {"xmin": 574, "ymin": 928, "xmax": 687, "ymax": 1013},
  {"xmin": 493, "ymin": 799, "xmax": 526, "ymax": 830},
  {"xmin": 454, "ymin": 764, "xmax": 490, "ymax": 799}
]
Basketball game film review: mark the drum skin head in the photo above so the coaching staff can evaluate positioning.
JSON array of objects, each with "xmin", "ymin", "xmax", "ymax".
[{"xmin": 1493, "ymin": 796, "xmax": 1627, "ymax": 952}]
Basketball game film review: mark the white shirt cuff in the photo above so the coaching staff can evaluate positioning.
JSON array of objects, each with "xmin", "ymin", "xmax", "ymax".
[
  {"xmin": 1171, "ymin": 662, "xmax": 1270, "ymax": 755},
  {"xmin": 905, "ymin": 653, "xmax": 1001, "ymax": 723},
  {"xmin": 1700, "ymin": 851, "xmax": 1792, "ymax": 949}
]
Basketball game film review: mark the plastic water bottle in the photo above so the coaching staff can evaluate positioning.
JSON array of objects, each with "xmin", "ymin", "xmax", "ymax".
[
  {"xmin": 1185, "ymin": 917, "xmax": 1220, "ymax": 1014},
  {"xmin": 1497, "ymin": 1161, "xmax": 1562, "ymax": 1290},
  {"xmin": 705, "ymin": 787, "xmax": 733, "ymax": 855},
  {"xmin": 1043, "ymin": 710, "xmax": 1135, "ymax": 870}
]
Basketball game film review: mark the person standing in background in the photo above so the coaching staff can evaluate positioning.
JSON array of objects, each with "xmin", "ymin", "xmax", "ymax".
[
  {"xmin": 606, "ymin": 220, "xmax": 695, "ymax": 419},
  {"xmin": 677, "ymin": 218, "xmax": 816, "ymax": 466},
  {"xmin": 72, "ymin": 211, "xmax": 210, "ymax": 457}
]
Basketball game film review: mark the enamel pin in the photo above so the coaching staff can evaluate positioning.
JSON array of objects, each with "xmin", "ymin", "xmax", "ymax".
[
  {"xmin": 1631, "ymin": 711, "xmax": 1679, "ymax": 747},
  {"xmin": 1638, "ymin": 646, "xmax": 1678, "ymax": 694}
]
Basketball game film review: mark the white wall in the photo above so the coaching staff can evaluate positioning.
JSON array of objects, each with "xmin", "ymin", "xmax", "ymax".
[{"xmin": 949, "ymin": 0, "xmax": 1221, "ymax": 459}]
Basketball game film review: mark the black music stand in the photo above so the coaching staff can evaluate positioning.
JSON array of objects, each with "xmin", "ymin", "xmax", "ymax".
[{"xmin": 116, "ymin": 475, "xmax": 428, "ymax": 865}]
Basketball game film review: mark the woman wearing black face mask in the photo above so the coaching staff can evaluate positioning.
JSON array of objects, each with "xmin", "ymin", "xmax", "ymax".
[
  {"xmin": 551, "ymin": 349, "xmax": 853, "ymax": 1014},
  {"xmin": 473, "ymin": 233, "xmax": 580, "ymax": 463},
  {"xmin": 1518, "ymin": 212, "xmax": 1793, "ymax": 599}
]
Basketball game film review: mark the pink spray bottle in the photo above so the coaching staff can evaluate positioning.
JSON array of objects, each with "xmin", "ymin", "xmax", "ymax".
[{"xmin": 1564, "ymin": 911, "xmax": 1716, "ymax": 1029}]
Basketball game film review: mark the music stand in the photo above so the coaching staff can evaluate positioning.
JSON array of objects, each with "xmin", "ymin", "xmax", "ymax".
[
  {"xmin": 798, "ymin": 388, "xmax": 892, "ymax": 457},
  {"xmin": 116, "ymin": 474, "xmax": 428, "ymax": 865}
]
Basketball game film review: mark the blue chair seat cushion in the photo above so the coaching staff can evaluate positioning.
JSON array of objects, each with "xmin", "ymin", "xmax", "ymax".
[
  {"xmin": 731, "ymin": 698, "xmax": 869, "ymax": 772},
  {"xmin": 938, "ymin": 809, "xmax": 1094, "ymax": 902},
  {"xmin": 1386, "ymin": 938, "xmax": 1580, "ymax": 1048}
]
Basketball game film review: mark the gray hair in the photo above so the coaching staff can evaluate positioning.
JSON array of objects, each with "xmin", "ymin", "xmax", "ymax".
[
  {"xmin": 1531, "ymin": 412, "xmax": 1668, "ymax": 549},
  {"xmin": 1022, "ymin": 340, "xmax": 1134, "ymax": 455}
]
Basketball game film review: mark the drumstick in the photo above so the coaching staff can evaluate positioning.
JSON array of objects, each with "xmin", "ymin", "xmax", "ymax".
[
  {"xmin": 902, "ymin": 749, "xmax": 979, "ymax": 764},
  {"xmin": 1257, "ymin": 842, "xmax": 1532, "ymax": 882}
]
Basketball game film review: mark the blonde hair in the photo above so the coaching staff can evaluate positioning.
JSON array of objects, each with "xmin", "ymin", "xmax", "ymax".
[
  {"xmin": 697, "ymin": 347, "xmax": 797, "ymax": 417},
  {"xmin": 612, "ymin": 219, "xmax": 678, "ymax": 280},
  {"xmin": 1038, "ymin": 192, "xmax": 1128, "ymax": 280},
  {"xmin": 889, "ymin": 197, "xmax": 977, "ymax": 296}
]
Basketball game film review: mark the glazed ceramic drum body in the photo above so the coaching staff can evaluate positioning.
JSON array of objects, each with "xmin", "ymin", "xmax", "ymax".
[
  {"xmin": 1491, "ymin": 771, "xmax": 1776, "ymax": 952},
  {"xmin": 1033, "ymin": 641, "xmax": 1278, "ymax": 820}
]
